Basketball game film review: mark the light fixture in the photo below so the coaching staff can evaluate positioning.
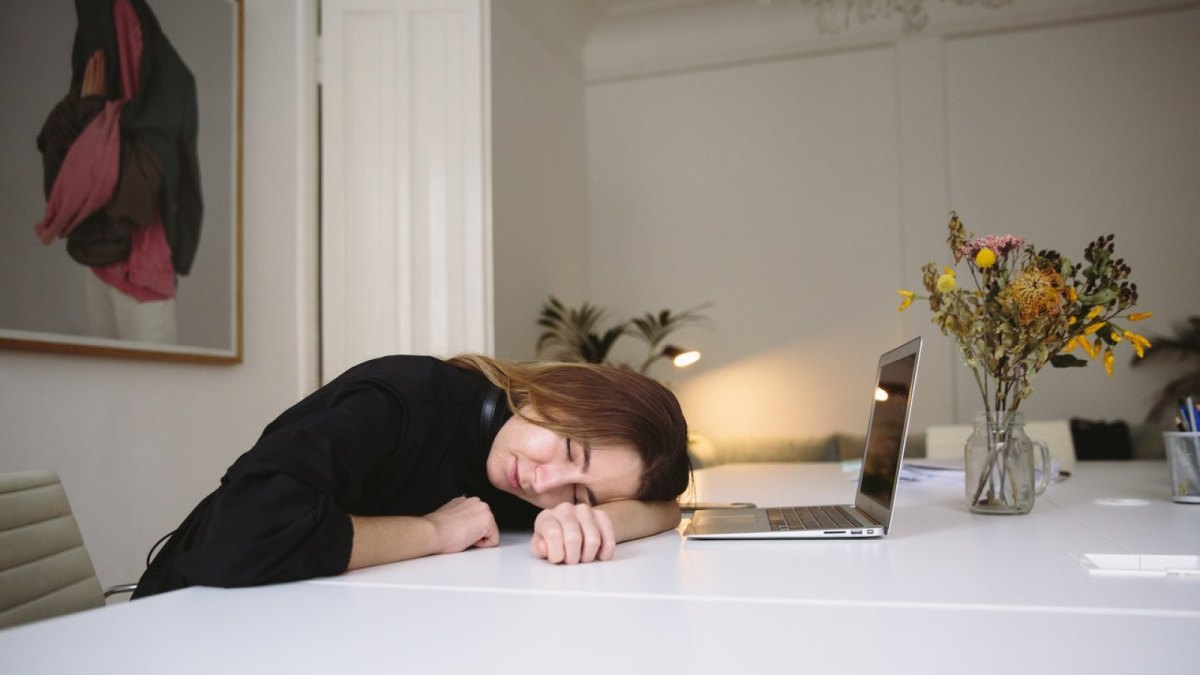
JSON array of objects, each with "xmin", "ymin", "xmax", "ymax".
[
  {"xmin": 639, "ymin": 344, "xmax": 702, "ymax": 374},
  {"xmin": 663, "ymin": 345, "xmax": 701, "ymax": 368}
]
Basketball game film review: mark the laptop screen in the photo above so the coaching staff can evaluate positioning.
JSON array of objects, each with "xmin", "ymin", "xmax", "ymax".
[{"xmin": 857, "ymin": 344, "xmax": 920, "ymax": 513}]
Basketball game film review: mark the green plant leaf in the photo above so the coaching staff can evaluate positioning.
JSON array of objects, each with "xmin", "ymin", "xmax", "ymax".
[{"xmin": 1050, "ymin": 354, "xmax": 1089, "ymax": 368}]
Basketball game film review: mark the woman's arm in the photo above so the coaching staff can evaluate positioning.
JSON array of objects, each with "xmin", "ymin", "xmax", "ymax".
[
  {"xmin": 347, "ymin": 496, "xmax": 500, "ymax": 571},
  {"xmin": 531, "ymin": 499, "xmax": 681, "ymax": 564},
  {"xmin": 598, "ymin": 499, "xmax": 682, "ymax": 543}
]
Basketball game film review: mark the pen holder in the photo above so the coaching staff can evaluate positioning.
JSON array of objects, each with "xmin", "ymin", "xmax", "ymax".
[{"xmin": 1163, "ymin": 432, "xmax": 1200, "ymax": 504}]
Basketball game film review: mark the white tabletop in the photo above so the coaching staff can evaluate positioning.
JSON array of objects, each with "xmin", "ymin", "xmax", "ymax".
[
  {"xmin": 2, "ymin": 581, "xmax": 1194, "ymax": 675},
  {"xmin": 2, "ymin": 461, "xmax": 1197, "ymax": 674},
  {"xmin": 326, "ymin": 461, "xmax": 1200, "ymax": 615}
]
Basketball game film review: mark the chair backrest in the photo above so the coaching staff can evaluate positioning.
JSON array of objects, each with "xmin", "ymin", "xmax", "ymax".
[
  {"xmin": 0, "ymin": 470, "xmax": 105, "ymax": 629},
  {"xmin": 925, "ymin": 420, "xmax": 1076, "ymax": 467},
  {"xmin": 925, "ymin": 424, "xmax": 973, "ymax": 460}
]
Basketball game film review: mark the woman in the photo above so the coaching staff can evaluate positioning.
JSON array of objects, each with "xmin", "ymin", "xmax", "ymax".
[{"xmin": 132, "ymin": 354, "xmax": 691, "ymax": 598}]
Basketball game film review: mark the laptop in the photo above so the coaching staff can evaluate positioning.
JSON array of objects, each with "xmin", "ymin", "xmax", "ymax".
[{"xmin": 683, "ymin": 337, "xmax": 922, "ymax": 539}]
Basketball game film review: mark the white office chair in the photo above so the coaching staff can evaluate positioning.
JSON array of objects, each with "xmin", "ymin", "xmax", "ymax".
[
  {"xmin": 925, "ymin": 420, "xmax": 1075, "ymax": 468},
  {"xmin": 0, "ymin": 469, "xmax": 134, "ymax": 629}
]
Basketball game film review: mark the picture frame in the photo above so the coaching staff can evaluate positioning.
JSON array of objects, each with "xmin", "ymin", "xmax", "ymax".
[{"xmin": 0, "ymin": 0, "xmax": 243, "ymax": 364}]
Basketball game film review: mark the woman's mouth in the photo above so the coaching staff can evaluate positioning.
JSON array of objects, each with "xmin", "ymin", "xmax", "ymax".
[{"xmin": 508, "ymin": 459, "xmax": 521, "ymax": 492}]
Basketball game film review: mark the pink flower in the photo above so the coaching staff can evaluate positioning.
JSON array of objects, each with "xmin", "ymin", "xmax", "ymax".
[{"xmin": 956, "ymin": 234, "xmax": 1024, "ymax": 262}]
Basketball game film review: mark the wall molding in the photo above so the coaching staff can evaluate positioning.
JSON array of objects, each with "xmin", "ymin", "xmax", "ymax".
[{"xmin": 584, "ymin": 0, "xmax": 1200, "ymax": 82}]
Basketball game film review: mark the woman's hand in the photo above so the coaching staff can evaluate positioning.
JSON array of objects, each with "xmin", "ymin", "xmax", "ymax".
[
  {"xmin": 531, "ymin": 503, "xmax": 616, "ymax": 564},
  {"xmin": 346, "ymin": 497, "xmax": 498, "ymax": 572},
  {"xmin": 81, "ymin": 50, "xmax": 107, "ymax": 98},
  {"xmin": 425, "ymin": 496, "xmax": 500, "ymax": 554}
]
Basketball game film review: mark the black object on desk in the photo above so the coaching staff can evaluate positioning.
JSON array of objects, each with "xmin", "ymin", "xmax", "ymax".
[{"xmin": 1070, "ymin": 418, "xmax": 1133, "ymax": 460}]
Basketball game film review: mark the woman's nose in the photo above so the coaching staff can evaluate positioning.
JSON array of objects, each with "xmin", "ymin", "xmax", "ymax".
[{"xmin": 532, "ymin": 463, "xmax": 575, "ymax": 494}]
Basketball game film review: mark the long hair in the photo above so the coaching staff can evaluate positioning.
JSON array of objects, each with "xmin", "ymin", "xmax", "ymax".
[{"xmin": 448, "ymin": 355, "xmax": 691, "ymax": 501}]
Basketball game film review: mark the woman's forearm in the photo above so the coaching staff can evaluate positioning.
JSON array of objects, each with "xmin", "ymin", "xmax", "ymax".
[
  {"xmin": 596, "ymin": 499, "xmax": 682, "ymax": 543},
  {"xmin": 346, "ymin": 515, "xmax": 440, "ymax": 571},
  {"xmin": 347, "ymin": 496, "xmax": 501, "ymax": 571}
]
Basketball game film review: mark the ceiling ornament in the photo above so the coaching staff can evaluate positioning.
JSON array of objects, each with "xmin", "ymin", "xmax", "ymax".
[{"xmin": 793, "ymin": 0, "xmax": 1014, "ymax": 34}]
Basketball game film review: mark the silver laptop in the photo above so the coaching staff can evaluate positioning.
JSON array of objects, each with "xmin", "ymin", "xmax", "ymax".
[{"xmin": 683, "ymin": 337, "xmax": 922, "ymax": 539}]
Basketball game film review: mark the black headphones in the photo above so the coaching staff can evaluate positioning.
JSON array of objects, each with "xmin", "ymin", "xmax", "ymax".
[{"xmin": 480, "ymin": 386, "xmax": 504, "ymax": 439}]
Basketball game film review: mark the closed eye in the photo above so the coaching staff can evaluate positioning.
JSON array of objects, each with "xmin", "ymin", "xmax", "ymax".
[
  {"xmin": 566, "ymin": 438, "xmax": 579, "ymax": 505},
  {"xmin": 566, "ymin": 438, "xmax": 595, "ymax": 506}
]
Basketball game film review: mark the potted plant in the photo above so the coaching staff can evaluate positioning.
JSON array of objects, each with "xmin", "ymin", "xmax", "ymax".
[
  {"xmin": 1131, "ymin": 315, "xmax": 1200, "ymax": 425},
  {"xmin": 535, "ymin": 296, "xmax": 710, "ymax": 374}
]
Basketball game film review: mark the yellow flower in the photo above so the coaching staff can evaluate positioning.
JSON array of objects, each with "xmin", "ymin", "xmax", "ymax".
[
  {"xmin": 897, "ymin": 290, "xmax": 915, "ymax": 311},
  {"xmin": 942, "ymin": 266, "xmax": 956, "ymax": 277},
  {"xmin": 974, "ymin": 248, "xmax": 997, "ymax": 268},
  {"xmin": 1066, "ymin": 287, "xmax": 1078, "ymax": 302},
  {"xmin": 1123, "ymin": 330, "xmax": 1151, "ymax": 358},
  {"xmin": 1081, "ymin": 336, "xmax": 1102, "ymax": 359},
  {"xmin": 936, "ymin": 274, "xmax": 957, "ymax": 294},
  {"xmin": 1110, "ymin": 331, "xmax": 1121, "ymax": 343},
  {"xmin": 1067, "ymin": 316, "xmax": 1077, "ymax": 326},
  {"xmin": 1085, "ymin": 305, "xmax": 1104, "ymax": 320},
  {"xmin": 1103, "ymin": 348, "xmax": 1115, "ymax": 377},
  {"xmin": 1083, "ymin": 322, "xmax": 1106, "ymax": 335},
  {"xmin": 1128, "ymin": 312, "xmax": 1153, "ymax": 322},
  {"xmin": 1062, "ymin": 335, "xmax": 1082, "ymax": 353}
]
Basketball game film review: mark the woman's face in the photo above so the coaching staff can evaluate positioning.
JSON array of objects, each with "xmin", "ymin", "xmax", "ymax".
[{"xmin": 486, "ymin": 410, "xmax": 643, "ymax": 510}]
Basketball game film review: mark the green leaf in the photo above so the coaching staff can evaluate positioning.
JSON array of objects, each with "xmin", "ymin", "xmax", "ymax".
[
  {"xmin": 1078, "ymin": 289, "xmax": 1116, "ymax": 306},
  {"xmin": 1050, "ymin": 354, "xmax": 1089, "ymax": 368}
]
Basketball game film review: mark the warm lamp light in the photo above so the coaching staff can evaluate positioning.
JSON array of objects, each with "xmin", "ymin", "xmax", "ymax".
[
  {"xmin": 665, "ymin": 345, "xmax": 701, "ymax": 368},
  {"xmin": 639, "ymin": 344, "xmax": 702, "ymax": 374}
]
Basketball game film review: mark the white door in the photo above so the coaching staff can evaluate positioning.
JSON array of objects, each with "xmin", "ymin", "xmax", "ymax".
[{"xmin": 319, "ymin": 0, "xmax": 493, "ymax": 380}]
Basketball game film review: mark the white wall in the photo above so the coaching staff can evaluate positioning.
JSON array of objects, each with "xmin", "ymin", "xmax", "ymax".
[
  {"xmin": 582, "ymin": 0, "xmax": 1200, "ymax": 453},
  {"xmin": 491, "ymin": 0, "xmax": 593, "ymax": 360},
  {"xmin": 0, "ymin": 0, "xmax": 319, "ymax": 588}
]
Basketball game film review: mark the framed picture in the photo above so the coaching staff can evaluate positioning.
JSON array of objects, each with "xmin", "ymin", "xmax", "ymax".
[{"xmin": 0, "ymin": 0, "xmax": 242, "ymax": 364}]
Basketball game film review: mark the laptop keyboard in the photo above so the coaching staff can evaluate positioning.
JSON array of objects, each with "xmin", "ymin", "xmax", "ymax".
[{"xmin": 766, "ymin": 505, "xmax": 859, "ymax": 531}]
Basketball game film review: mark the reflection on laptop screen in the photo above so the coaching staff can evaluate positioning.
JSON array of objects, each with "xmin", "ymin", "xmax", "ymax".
[{"xmin": 858, "ymin": 352, "xmax": 918, "ymax": 509}]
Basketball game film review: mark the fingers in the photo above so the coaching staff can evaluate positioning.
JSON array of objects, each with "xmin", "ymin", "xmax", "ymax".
[
  {"xmin": 531, "ymin": 536, "xmax": 548, "ymax": 559},
  {"xmin": 532, "ymin": 504, "xmax": 616, "ymax": 565},
  {"xmin": 476, "ymin": 523, "xmax": 500, "ymax": 549},
  {"xmin": 81, "ymin": 50, "xmax": 106, "ymax": 98},
  {"xmin": 426, "ymin": 496, "xmax": 498, "ymax": 554}
]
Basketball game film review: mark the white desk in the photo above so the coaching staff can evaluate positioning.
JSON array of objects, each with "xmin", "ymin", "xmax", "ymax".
[
  {"xmin": 328, "ymin": 461, "xmax": 1200, "ymax": 615},
  {"xmin": 2, "ymin": 462, "xmax": 1197, "ymax": 674}
]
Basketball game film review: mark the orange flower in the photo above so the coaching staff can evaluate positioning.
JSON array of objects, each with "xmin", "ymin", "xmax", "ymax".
[{"xmin": 1004, "ymin": 267, "xmax": 1064, "ymax": 325}]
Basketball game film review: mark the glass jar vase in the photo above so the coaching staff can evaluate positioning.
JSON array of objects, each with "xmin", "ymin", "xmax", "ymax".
[{"xmin": 964, "ymin": 411, "xmax": 1050, "ymax": 514}]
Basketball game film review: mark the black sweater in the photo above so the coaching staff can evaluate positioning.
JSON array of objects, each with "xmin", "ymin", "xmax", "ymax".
[{"xmin": 133, "ymin": 356, "xmax": 538, "ymax": 598}]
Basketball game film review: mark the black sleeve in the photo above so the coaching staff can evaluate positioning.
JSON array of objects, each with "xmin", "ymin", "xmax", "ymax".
[{"xmin": 172, "ymin": 386, "xmax": 403, "ymax": 588}]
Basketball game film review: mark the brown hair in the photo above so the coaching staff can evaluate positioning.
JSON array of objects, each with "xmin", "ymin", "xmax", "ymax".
[{"xmin": 448, "ymin": 355, "xmax": 691, "ymax": 501}]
